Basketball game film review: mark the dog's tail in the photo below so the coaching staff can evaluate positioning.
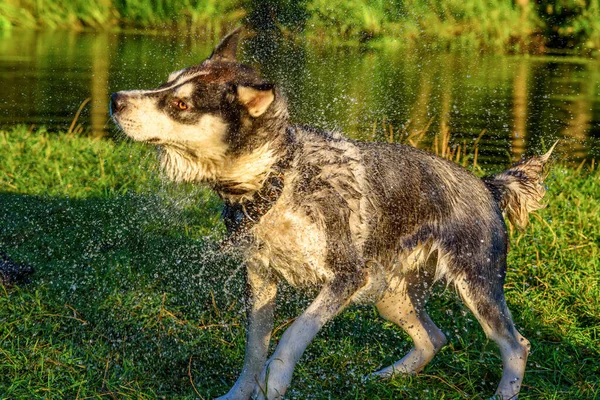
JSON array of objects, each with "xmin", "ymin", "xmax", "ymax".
[{"xmin": 483, "ymin": 141, "xmax": 557, "ymax": 229}]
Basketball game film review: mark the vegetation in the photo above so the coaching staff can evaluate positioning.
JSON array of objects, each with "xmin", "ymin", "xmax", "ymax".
[
  {"xmin": 0, "ymin": 0, "xmax": 243, "ymax": 33},
  {"xmin": 0, "ymin": 126, "xmax": 598, "ymax": 398},
  {"xmin": 537, "ymin": 0, "xmax": 600, "ymax": 49},
  {"xmin": 1, "ymin": 0, "xmax": 600, "ymax": 52}
]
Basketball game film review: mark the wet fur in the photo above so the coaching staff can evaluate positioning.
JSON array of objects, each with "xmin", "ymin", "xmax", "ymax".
[{"xmin": 111, "ymin": 28, "xmax": 554, "ymax": 400}]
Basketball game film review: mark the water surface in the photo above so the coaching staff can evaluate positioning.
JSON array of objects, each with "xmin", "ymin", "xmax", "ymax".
[{"xmin": 1, "ymin": 30, "xmax": 599, "ymax": 168}]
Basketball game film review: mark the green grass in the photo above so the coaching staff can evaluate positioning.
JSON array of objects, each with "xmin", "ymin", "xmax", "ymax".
[
  {"xmin": 303, "ymin": 0, "xmax": 537, "ymax": 51},
  {"xmin": 0, "ymin": 0, "xmax": 243, "ymax": 32},
  {"xmin": 1, "ymin": 0, "xmax": 600, "ymax": 52},
  {"xmin": 0, "ymin": 125, "xmax": 598, "ymax": 398}
]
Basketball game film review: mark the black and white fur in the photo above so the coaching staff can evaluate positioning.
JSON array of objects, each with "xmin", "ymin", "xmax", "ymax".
[{"xmin": 111, "ymin": 28, "xmax": 555, "ymax": 400}]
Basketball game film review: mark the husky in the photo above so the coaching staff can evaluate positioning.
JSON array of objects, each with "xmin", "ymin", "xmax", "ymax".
[{"xmin": 111, "ymin": 28, "xmax": 555, "ymax": 400}]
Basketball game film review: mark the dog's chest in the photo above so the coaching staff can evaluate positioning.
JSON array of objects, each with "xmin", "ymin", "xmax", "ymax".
[{"xmin": 249, "ymin": 196, "xmax": 332, "ymax": 286}]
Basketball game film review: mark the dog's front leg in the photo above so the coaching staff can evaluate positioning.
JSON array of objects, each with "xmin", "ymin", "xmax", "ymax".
[
  {"xmin": 253, "ymin": 261, "xmax": 365, "ymax": 399},
  {"xmin": 217, "ymin": 266, "xmax": 277, "ymax": 400}
]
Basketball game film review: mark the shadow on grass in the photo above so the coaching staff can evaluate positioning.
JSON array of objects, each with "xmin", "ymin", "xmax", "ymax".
[
  {"xmin": 0, "ymin": 190, "xmax": 598, "ymax": 399},
  {"xmin": 0, "ymin": 191, "xmax": 247, "ymax": 398}
]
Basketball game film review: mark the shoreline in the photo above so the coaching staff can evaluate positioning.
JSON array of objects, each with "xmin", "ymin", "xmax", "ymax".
[{"xmin": 1, "ymin": 1, "xmax": 600, "ymax": 55}]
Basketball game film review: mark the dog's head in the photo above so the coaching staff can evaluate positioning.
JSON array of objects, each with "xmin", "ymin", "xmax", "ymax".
[{"xmin": 111, "ymin": 28, "xmax": 288, "ymax": 191}]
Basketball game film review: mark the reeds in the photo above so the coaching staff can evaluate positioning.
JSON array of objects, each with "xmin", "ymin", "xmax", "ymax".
[
  {"xmin": 1, "ymin": 0, "xmax": 599, "ymax": 52},
  {"xmin": 0, "ymin": 0, "xmax": 244, "ymax": 32},
  {"xmin": 304, "ymin": 0, "xmax": 536, "ymax": 51},
  {"xmin": 374, "ymin": 117, "xmax": 486, "ymax": 172}
]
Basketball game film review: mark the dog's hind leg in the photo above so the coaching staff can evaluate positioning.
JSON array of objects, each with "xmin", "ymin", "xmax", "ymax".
[
  {"xmin": 372, "ymin": 268, "xmax": 447, "ymax": 377},
  {"xmin": 454, "ymin": 278, "xmax": 530, "ymax": 400}
]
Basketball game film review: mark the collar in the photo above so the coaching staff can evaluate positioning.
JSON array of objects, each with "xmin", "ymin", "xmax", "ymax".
[{"xmin": 220, "ymin": 127, "xmax": 298, "ymax": 246}]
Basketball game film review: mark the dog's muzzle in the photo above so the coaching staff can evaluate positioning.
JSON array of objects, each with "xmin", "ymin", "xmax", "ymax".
[{"xmin": 110, "ymin": 92, "xmax": 128, "ymax": 116}]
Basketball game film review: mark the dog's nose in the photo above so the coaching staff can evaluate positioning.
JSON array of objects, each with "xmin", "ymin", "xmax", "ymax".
[{"xmin": 110, "ymin": 92, "xmax": 127, "ymax": 114}]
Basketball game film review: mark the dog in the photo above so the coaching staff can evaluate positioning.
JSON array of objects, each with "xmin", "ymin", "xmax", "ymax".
[{"xmin": 111, "ymin": 28, "xmax": 555, "ymax": 399}]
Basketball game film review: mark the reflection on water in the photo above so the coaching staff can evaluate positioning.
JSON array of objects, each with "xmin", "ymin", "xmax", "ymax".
[{"xmin": 0, "ymin": 31, "xmax": 599, "ymax": 167}]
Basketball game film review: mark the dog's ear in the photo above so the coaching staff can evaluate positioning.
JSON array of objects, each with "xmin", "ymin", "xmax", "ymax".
[
  {"xmin": 209, "ymin": 27, "xmax": 243, "ymax": 62},
  {"xmin": 237, "ymin": 84, "xmax": 275, "ymax": 118}
]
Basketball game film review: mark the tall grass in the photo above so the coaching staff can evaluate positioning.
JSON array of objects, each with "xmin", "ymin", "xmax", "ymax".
[
  {"xmin": 302, "ymin": 0, "xmax": 536, "ymax": 51},
  {"xmin": 537, "ymin": 0, "xmax": 600, "ymax": 50},
  {"xmin": 373, "ymin": 117, "xmax": 488, "ymax": 173},
  {"xmin": 1, "ymin": 0, "xmax": 600, "ymax": 51},
  {"xmin": 0, "ymin": 0, "xmax": 244, "ymax": 32},
  {"xmin": 251, "ymin": 0, "xmax": 600, "ymax": 51}
]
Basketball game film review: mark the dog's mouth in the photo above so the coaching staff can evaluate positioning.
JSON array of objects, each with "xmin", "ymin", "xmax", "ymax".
[{"xmin": 111, "ymin": 115, "xmax": 163, "ymax": 145}]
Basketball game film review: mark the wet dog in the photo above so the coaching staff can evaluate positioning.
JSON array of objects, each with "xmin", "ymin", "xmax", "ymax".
[{"xmin": 111, "ymin": 28, "xmax": 554, "ymax": 399}]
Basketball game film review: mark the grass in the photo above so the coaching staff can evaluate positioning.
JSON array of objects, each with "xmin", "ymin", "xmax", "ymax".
[
  {"xmin": 303, "ymin": 0, "xmax": 538, "ymax": 51},
  {"xmin": 0, "ymin": 0, "xmax": 244, "ymax": 32},
  {"xmin": 0, "ymin": 125, "xmax": 599, "ymax": 398},
  {"xmin": 1, "ymin": 1, "xmax": 600, "ymax": 52}
]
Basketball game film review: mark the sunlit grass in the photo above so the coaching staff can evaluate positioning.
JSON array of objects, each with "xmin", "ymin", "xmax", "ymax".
[
  {"xmin": 1, "ymin": 1, "xmax": 599, "ymax": 52},
  {"xmin": 0, "ymin": 126, "xmax": 598, "ymax": 398},
  {"xmin": 0, "ymin": 0, "xmax": 243, "ymax": 32}
]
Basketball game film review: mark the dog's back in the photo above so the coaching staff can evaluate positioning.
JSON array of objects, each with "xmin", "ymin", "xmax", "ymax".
[
  {"xmin": 276, "ymin": 127, "xmax": 509, "ymax": 289},
  {"xmin": 359, "ymin": 140, "xmax": 506, "ymax": 274}
]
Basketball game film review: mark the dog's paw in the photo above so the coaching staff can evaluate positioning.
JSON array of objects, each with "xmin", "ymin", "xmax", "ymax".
[
  {"xmin": 215, "ymin": 391, "xmax": 251, "ymax": 400},
  {"xmin": 214, "ymin": 379, "xmax": 256, "ymax": 400},
  {"xmin": 489, "ymin": 395, "xmax": 518, "ymax": 400},
  {"xmin": 251, "ymin": 386, "xmax": 284, "ymax": 400},
  {"xmin": 490, "ymin": 391, "xmax": 520, "ymax": 400},
  {"xmin": 362, "ymin": 371, "xmax": 388, "ymax": 383},
  {"xmin": 251, "ymin": 358, "xmax": 291, "ymax": 400},
  {"xmin": 215, "ymin": 395, "xmax": 252, "ymax": 400}
]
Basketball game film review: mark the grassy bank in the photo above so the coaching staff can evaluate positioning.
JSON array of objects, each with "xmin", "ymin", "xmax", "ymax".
[
  {"xmin": 0, "ymin": 126, "xmax": 599, "ymax": 398},
  {"xmin": 0, "ymin": 0, "xmax": 243, "ymax": 33},
  {"xmin": 1, "ymin": 1, "xmax": 600, "ymax": 52}
]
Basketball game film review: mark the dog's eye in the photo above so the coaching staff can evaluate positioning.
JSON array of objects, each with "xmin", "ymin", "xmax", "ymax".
[{"xmin": 175, "ymin": 100, "xmax": 188, "ymax": 110}]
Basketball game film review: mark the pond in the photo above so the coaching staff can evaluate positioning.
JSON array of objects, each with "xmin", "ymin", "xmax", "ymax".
[{"xmin": 1, "ymin": 30, "xmax": 599, "ymax": 168}]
